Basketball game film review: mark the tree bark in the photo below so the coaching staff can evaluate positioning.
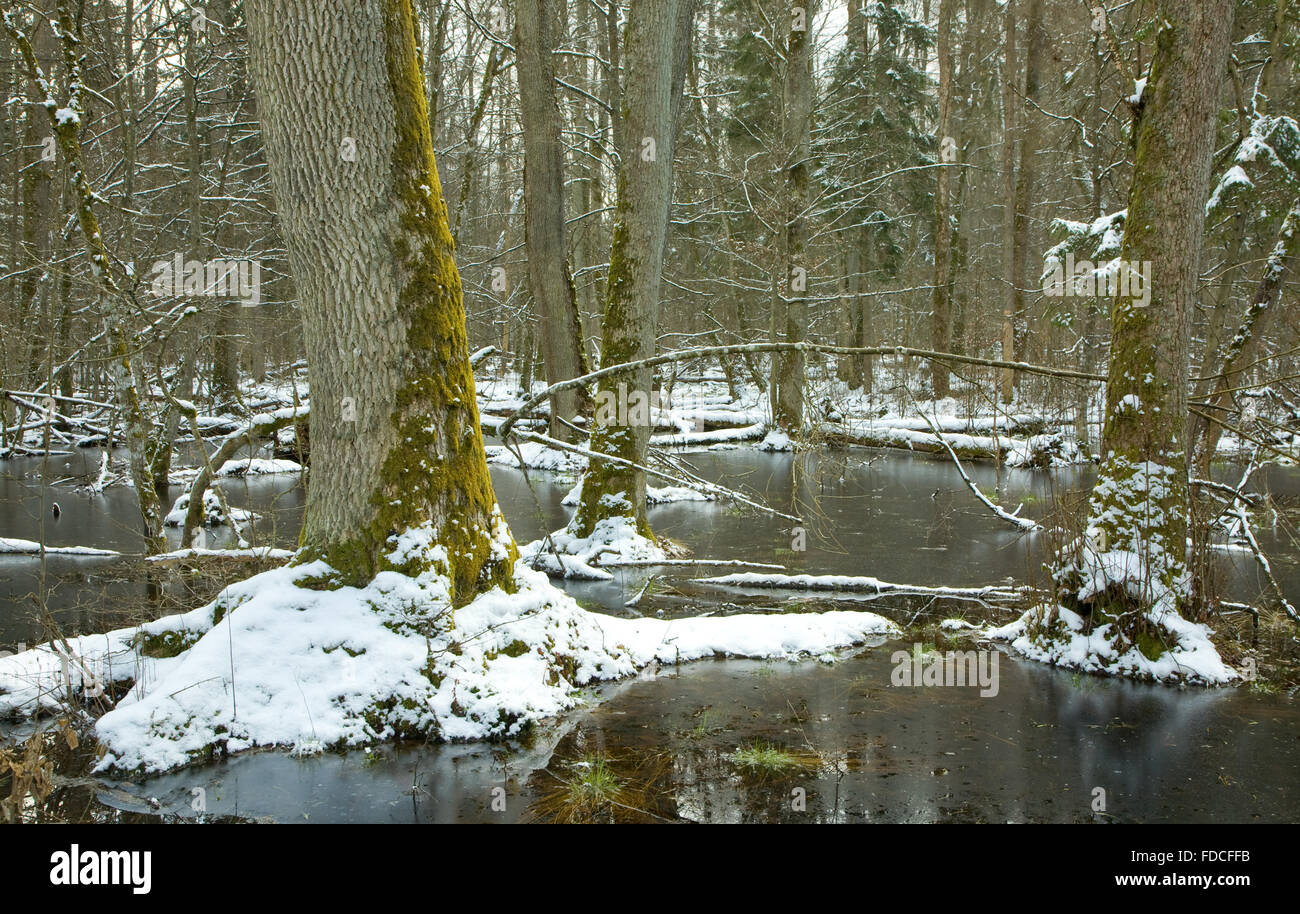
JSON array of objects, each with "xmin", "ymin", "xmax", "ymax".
[
  {"xmin": 245, "ymin": 0, "xmax": 515, "ymax": 602},
  {"xmin": 931, "ymin": 0, "xmax": 955, "ymax": 399},
  {"xmin": 998, "ymin": 0, "xmax": 1018, "ymax": 404},
  {"xmin": 573, "ymin": 0, "xmax": 693, "ymax": 538},
  {"xmin": 1190, "ymin": 196, "xmax": 1300, "ymax": 478},
  {"xmin": 1011, "ymin": 0, "xmax": 1044, "ymax": 374},
  {"xmin": 772, "ymin": 0, "xmax": 816, "ymax": 430},
  {"xmin": 1080, "ymin": 0, "xmax": 1235, "ymax": 611},
  {"xmin": 515, "ymin": 0, "xmax": 592, "ymax": 441}
]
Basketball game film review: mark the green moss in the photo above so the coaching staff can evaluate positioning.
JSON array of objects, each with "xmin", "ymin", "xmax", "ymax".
[
  {"xmin": 1135, "ymin": 629, "xmax": 1166, "ymax": 662},
  {"xmin": 297, "ymin": 0, "xmax": 518, "ymax": 608},
  {"xmin": 138, "ymin": 629, "xmax": 201, "ymax": 659}
]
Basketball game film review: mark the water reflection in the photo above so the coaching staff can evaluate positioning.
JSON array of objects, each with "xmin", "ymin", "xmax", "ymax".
[{"xmin": 1, "ymin": 445, "xmax": 1297, "ymax": 822}]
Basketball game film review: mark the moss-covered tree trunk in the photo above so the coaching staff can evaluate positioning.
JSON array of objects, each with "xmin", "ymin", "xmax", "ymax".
[
  {"xmin": 1075, "ymin": 0, "xmax": 1234, "ymax": 613},
  {"xmin": 572, "ymin": 0, "xmax": 694, "ymax": 538},
  {"xmin": 1190, "ymin": 196, "xmax": 1300, "ymax": 477},
  {"xmin": 515, "ymin": 0, "xmax": 592, "ymax": 441},
  {"xmin": 245, "ymin": 0, "xmax": 515, "ymax": 604}
]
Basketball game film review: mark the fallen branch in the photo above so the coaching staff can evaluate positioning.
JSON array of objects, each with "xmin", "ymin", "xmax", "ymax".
[
  {"xmin": 600, "ymin": 558, "xmax": 787, "ymax": 570},
  {"xmin": 915, "ymin": 406, "xmax": 1039, "ymax": 531},
  {"xmin": 497, "ymin": 342, "xmax": 1105, "ymax": 443},
  {"xmin": 1222, "ymin": 453, "xmax": 1300, "ymax": 626},
  {"xmin": 180, "ymin": 406, "xmax": 308, "ymax": 548},
  {"xmin": 512, "ymin": 428, "xmax": 801, "ymax": 522},
  {"xmin": 693, "ymin": 571, "xmax": 1032, "ymax": 602}
]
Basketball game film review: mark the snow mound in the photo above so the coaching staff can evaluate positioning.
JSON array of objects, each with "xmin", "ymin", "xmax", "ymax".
[
  {"xmin": 164, "ymin": 488, "xmax": 256, "ymax": 527},
  {"xmin": 758, "ymin": 429, "xmax": 795, "ymax": 452},
  {"xmin": 485, "ymin": 441, "xmax": 586, "ymax": 473},
  {"xmin": 984, "ymin": 602, "xmax": 1237, "ymax": 685},
  {"xmin": 214, "ymin": 457, "xmax": 302, "ymax": 477},
  {"xmin": 1, "ymin": 554, "xmax": 899, "ymax": 773},
  {"xmin": 561, "ymin": 478, "xmax": 714, "ymax": 507},
  {"xmin": 0, "ymin": 538, "xmax": 118, "ymax": 556},
  {"xmin": 520, "ymin": 516, "xmax": 667, "ymax": 573},
  {"xmin": 146, "ymin": 546, "xmax": 295, "ymax": 562}
]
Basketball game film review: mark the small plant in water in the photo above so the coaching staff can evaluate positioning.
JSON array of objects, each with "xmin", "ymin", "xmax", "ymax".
[
  {"xmin": 569, "ymin": 755, "xmax": 621, "ymax": 802},
  {"xmin": 688, "ymin": 709, "xmax": 721, "ymax": 740},
  {"xmin": 730, "ymin": 742, "xmax": 803, "ymax": 779},
  {"xmin": 534, "ymin": 754, "xmax": 625, "ymax": 823}
]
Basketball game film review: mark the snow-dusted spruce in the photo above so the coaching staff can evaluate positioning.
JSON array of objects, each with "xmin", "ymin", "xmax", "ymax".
[{"xmin": 1029, "ymin": 1, "xmax": 1240, "ymax": 683}]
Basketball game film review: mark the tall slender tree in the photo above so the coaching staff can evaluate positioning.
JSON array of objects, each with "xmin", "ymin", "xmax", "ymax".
[
  {"xmin": 930, "ymin": 0, "xmax": 956, "ymax": 398},
  {"xmin": 771, "ymin": 0, "xmax": 817, "ymax": 430},
  {"xmin": 572, "ymin": 0, "xmax": 694, "ymax": 538},
  {"xmin": 515, "ymin": 0, "xmax": 592, "ymax": 440}
]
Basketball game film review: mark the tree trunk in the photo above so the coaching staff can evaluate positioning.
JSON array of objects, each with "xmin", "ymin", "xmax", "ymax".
[
  {"xmin": 772, "ymin": 0, "xmax": 816, "ymax": 431},
  {"xmin": 245, "ymin": 0, "xmax": 515, "ymax": 603},
  {"xmin": 1011, "ymin": 0, "xmax": 1044, "ymax": 375},
  {"xmin": 1078, "ymin": 0, "xmax": 1235, "ymax": 615},
  {"xmin": 1190, "ymin": 196, "xmax": 1300, "ymax": 477},
  {"xmin": 998, "ymin": 0, "xmax": 1018, "ymax": 404},
  {"xmin": 515, "ymin": 0, "xmax": 592, "ymax": 441},
  {"xmin": 573, "ymin": 0, "xmax": 693, "ymax": 538},
  {"xmin": 930, "ymin": 0, "xmax": 955, "ymax": 399}
]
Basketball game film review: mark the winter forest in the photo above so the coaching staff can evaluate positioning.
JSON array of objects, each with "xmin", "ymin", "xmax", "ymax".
[{"xmin": 0, "ymin": 0, "xmax": 1296, "ymax": 830}]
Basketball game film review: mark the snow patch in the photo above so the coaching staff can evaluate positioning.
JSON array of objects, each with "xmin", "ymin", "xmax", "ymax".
[{"xmin": 0, "ymin": 557, "xmax": 899, "ymax": 772}]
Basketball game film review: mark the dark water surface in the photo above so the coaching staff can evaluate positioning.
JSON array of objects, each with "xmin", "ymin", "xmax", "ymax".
[{"xmin": 1, "ymin": 445, "xmax": 1297, "ymax": 822}]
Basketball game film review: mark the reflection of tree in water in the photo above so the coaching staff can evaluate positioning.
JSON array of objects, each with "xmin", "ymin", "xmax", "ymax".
[{"xmin": 1040, "ymin": 669, "xmax": 1232, "ymax": 823}]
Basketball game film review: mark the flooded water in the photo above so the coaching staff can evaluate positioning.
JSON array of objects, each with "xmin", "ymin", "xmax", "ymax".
[{"xmin": 2, "ymin": 444, "xmax": 1298, "ymax": 822}]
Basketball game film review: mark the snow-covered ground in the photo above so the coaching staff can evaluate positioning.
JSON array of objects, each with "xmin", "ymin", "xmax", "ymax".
[
  {"xmin": 0, "ymin": 549, "xmax": 899, "ymax": 773},
  {"xmin": 983, "ymin": 603, "xmax": 1237, "ymax": 684}
]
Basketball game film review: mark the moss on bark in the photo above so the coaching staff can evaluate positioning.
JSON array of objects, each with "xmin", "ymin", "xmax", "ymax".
[{"xmin": 295, "ymin": 0, "xmax": 516, "ymax": 605}]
